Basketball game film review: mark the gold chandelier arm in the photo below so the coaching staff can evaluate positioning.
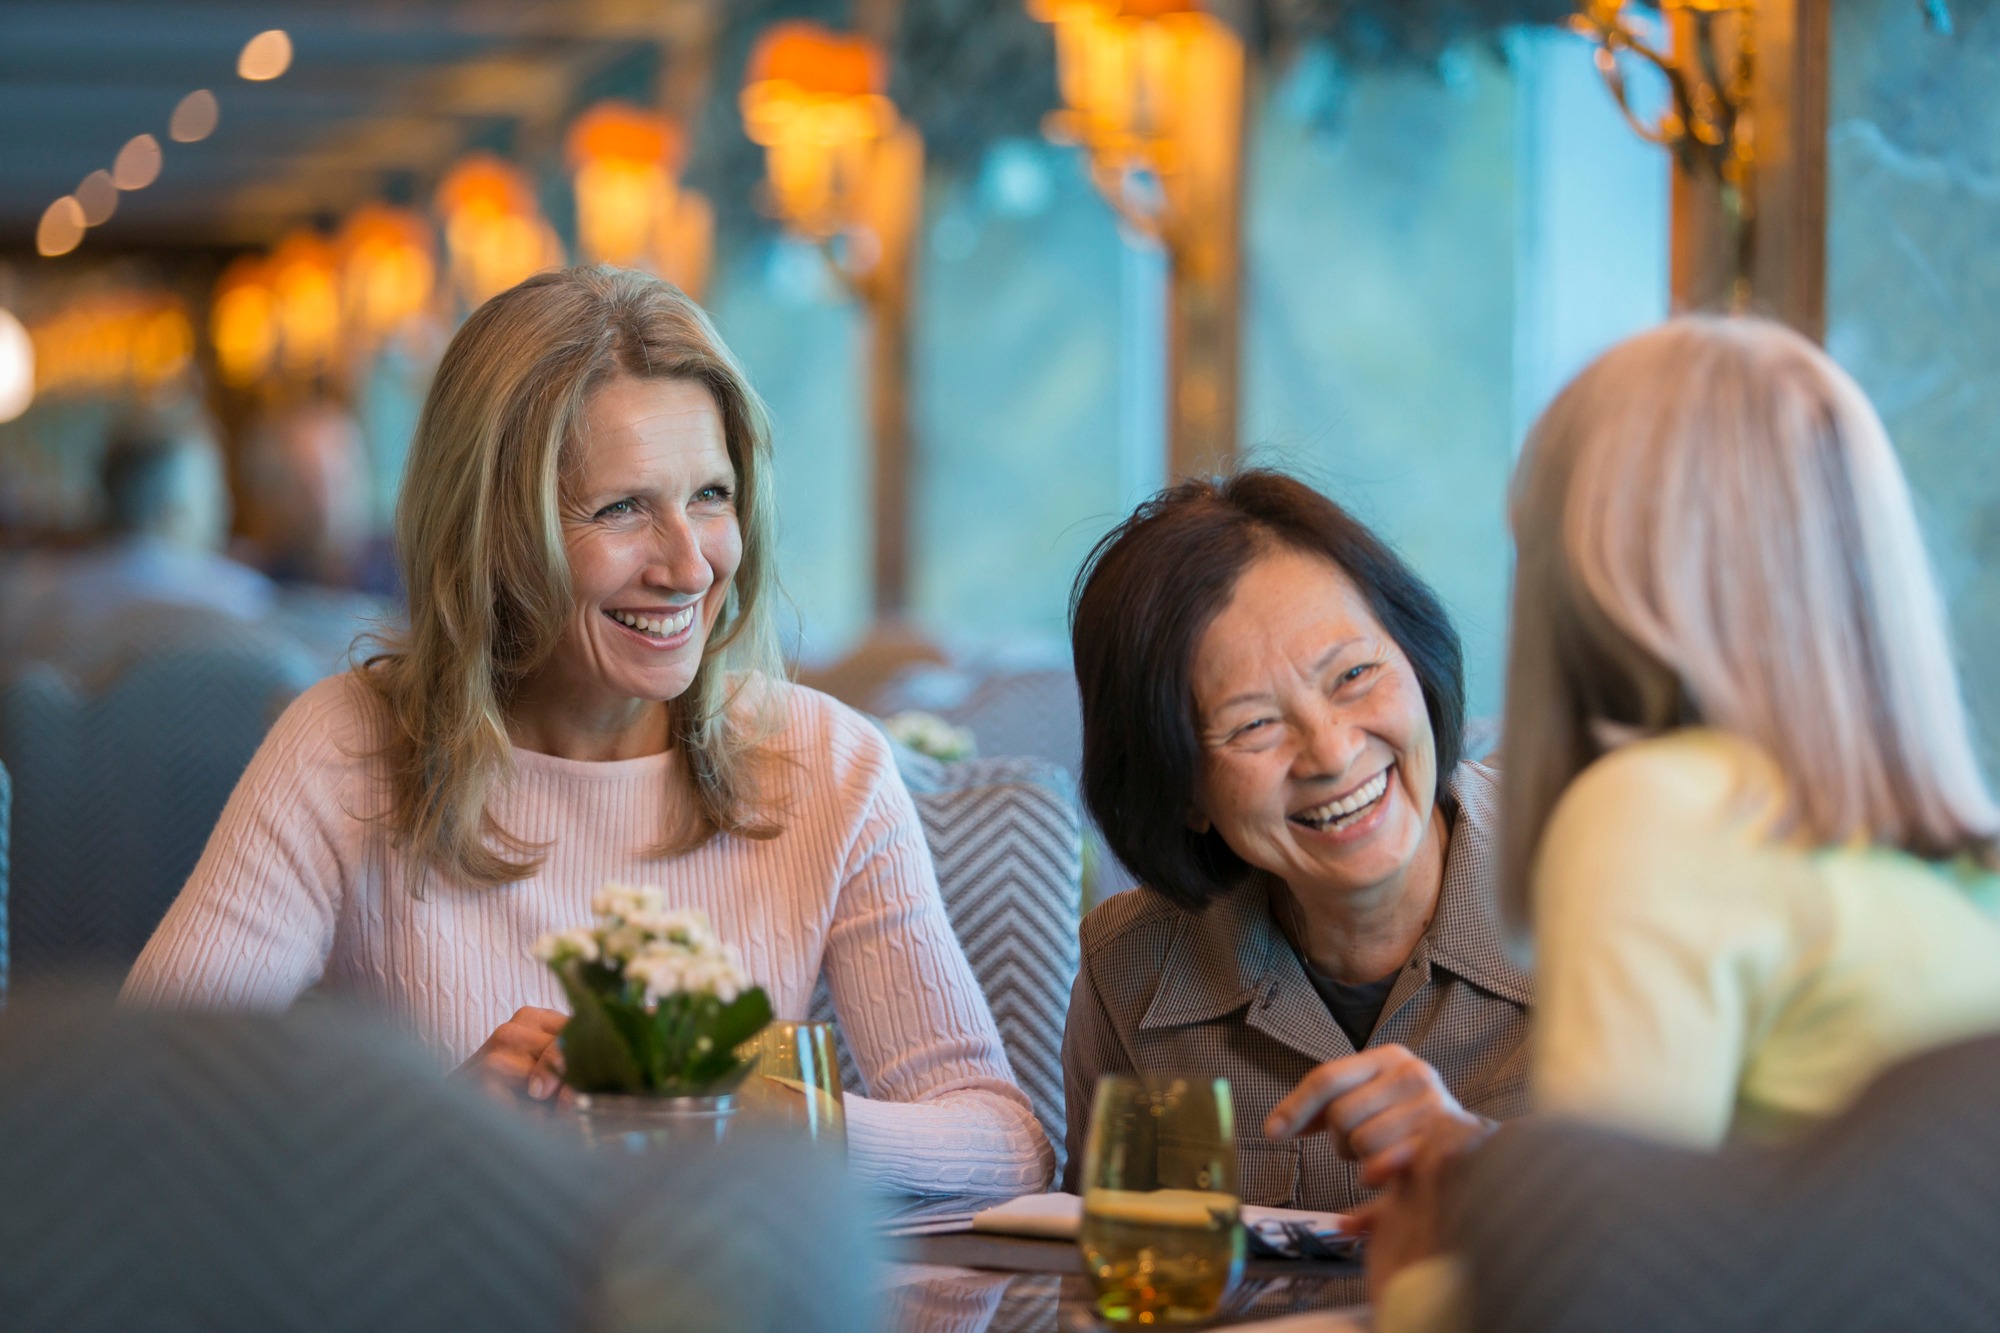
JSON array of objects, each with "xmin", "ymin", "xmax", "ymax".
[
  {"xmin": 817, "ymin": 236, "xmax": 873, "ymax": 304},
  {"xmin": 1591, "ymin": 46, "xmax": 1678, "ymax": 147},
  {"xmin": 1084, "ymin": 154, "xmax": 1172, "ymax": 249},
  {"xmin": 1575, "ymin": 3, "xmax": 1719, "ymax": 153}
]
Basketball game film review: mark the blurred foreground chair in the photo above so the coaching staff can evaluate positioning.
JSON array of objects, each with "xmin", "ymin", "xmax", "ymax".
[
  {"xmin": 0, "ymin": 636, "xmax": 319, "ymax": 983},
  {"xmin": 1457, "ymin": 1034, "xmax": 2000, "ymax": 1333},
  {"xmin": 0, "ymin": 990, "xmax": 879, "ymax": 1333},
  {"xmin": 812, "ymin": 747, "xmax": 1083, "ymax": 1178}
]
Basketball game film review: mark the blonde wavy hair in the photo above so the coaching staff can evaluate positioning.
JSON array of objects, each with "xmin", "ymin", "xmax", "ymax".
[
  {"xmin": 364, "ymin": 266, "xmax": 784, "ymax": 887},
  {"xmin": 1501, "ymin": 315, "xmax": 1999, "ymax": 929}
]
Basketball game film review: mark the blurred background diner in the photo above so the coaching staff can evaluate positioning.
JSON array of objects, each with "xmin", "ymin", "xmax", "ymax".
[{"xmin": 3, "ymin": 0, "xmax": 1999, "ymax": 1329}]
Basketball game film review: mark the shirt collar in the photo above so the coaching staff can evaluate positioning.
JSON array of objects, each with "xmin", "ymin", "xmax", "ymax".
[{"xmin": 1136, "ymin": 760, "xmax": 1529, "ymax": 1035}]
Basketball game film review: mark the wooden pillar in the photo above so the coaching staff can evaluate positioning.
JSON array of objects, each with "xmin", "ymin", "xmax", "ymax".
[
  {"xmin": 854, "ymin": 0, "xmax": 918, "ymax": 621},
  {"xmin": 864, "ymin": 228, "xmax": 915, "ymax": 617},
  {"xmin": 1670, "ymin": 0, "xmax": 1830, "ymax": 340},
  {"xmin": 856, "ymin": 123, "xmax": 923, "ymax": 619},
  {"xmin": 1166, "ymin": 17, "xmax": 1246, "ymax": 481}
]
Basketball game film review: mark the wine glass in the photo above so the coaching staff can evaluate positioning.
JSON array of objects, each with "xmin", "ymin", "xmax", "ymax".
[
  {"xmin": 737, "ymin": 1019, "xmax": 847, "ymax": 1147},
  {"xmin": 1077, "ymin": 1073, "xmax": 1243, "ymax": 1324}
]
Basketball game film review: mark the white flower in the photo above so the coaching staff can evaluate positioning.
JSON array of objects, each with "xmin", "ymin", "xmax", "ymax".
[
  {"xmin": 885, "ymin": 710, "xmax": 976, "ymax": 762},
  {"xmin": 591, "ymin": 882, "xmax": 665, "ymax": 922},
  {"xmin": 599, "ymin": 924, "xmax": 649, "ymax": 964},
  {"xmin": 540, "ymin": 894, "xmax": 757, "ymax": 1008},
  {"xmin": 532, "ymin": 926, "xmax": 602, "ymax": 965}
]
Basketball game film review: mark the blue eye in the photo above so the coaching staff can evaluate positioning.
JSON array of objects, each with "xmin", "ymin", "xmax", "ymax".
[
  {"xmin": 595, "ymin": 498, "xmax": 637, "ymax": 520},
  {"xmin": 695, "ymin": 483, "xmax": 735, "ymax": 504}
]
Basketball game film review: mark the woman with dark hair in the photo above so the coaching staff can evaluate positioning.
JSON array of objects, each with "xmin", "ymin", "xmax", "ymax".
[{"xmin": 1061, "ymin": 471, "xmax": 1529, "ymax": 1213}]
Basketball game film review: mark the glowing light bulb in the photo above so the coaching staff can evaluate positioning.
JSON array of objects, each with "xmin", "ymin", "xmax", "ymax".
[
  {"xmin": 0, "ymin": 308, "xmax": 33, "ymax": 423},
  {"xmin": 113, "ymin": 134, "xmax": 163, "ymax": 190},
  {"xmin": 171, "ymin": 90, "xmax": 220, "ymax": 143},
  {"xmin": 36, "ymin": 197, "xmax": 86, "ymax": 257},
  {"xmin": 238, "ymin": 30, "xmax": 292, "ymax": 81},
  {"xmin": 75, "ymin": 171, "xmax": 119, "ymax": 226}
]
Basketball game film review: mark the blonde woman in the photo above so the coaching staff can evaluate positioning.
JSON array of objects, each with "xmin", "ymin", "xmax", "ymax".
[
  {"xmin": 1354, "ymin": 315, "xmax": 2000, "ymax": 1327},
  {"xmin": 124, "ymin": 267, "xmax": 1053, "ymax": 1195}
]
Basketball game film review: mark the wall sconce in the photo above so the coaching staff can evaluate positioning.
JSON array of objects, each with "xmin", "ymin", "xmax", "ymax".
[
  {"xmin": 267, "ymin": 231, "xmax": 343, "ymax": 378},
  {"xmin": 566, "ymin": 100, "xmax": 715, "ymax": 299},
  {"xmin": 337, "ymin": 203, "xmax": 437, "ymax": 352},
  {"xmin": 1028, "ymin": 0, "xmax": 1245, "ymax": 477},
  {"xmin": 741, "ymin": 21, "xmax": 925, "ymax": 619},
  {"xmin": 740, "ymin": 22, "xmax": 923, "ymax": 296},
  {"xmin": 1571, "ymin": 0, "xmax": 1757, "ymax": 305},
  {"xmin": 435, "ymin": 153, "xmax": 565, "ymax": 309},
  {"xmin": 33, "ymin": 294, "xmax": 193, "ymax": 398},
  {"xmin": 211, "ymin": 256, "xmax": 278, "ymax": 388}
]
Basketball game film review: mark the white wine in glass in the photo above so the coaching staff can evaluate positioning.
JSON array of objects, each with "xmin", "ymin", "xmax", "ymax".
[
  {"xmin": 1078, "ymin": 1074, "xmax": 1243, "ymax": 1324},
  {"xmin": 737, "ymin": 1019, "xmax": 847, "ymax": 1146}
]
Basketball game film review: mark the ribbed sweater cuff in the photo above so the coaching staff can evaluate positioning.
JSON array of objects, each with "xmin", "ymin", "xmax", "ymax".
[{"xmin": 844, "ymin": 1089, "xmax": 1055, "ymax": 1197}]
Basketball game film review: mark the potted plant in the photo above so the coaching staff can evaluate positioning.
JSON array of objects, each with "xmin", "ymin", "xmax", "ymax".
[{"xmin": 535, "ymin": 885, "xmax": 772, "ymax": 1147}]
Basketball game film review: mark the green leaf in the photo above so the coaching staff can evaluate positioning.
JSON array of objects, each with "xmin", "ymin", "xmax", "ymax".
[
  {"xmin": 710, "ymin": 988, "xmax": 774, "ymax": 1054},
  {"xmin": 555, "ymin": 963, "xmax": 645, "ymax": 1094}
]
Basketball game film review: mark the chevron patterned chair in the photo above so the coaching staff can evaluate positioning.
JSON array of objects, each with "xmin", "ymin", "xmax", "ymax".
[
  {"xmin": 0, "ymin": 641, "xmax": 319, "ymax": 984},
  {"xmin": 0, "ymin": 990, "xmax": 881, "ymax": 1333},
  {"xmin": 811, "ymin": 745, "xmax": 1084, "ymax": 1178}
]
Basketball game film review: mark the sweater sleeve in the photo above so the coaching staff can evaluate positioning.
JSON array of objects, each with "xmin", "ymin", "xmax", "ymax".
[
  {"xmin": 820, "ymin": 739, "xmax": 1056, "ymax": 1196},
  {"xmin": 121, "ymin": 677, "xmax": 365, "ymax": 1011},
  {"xmin": 1530, "ymin": 734, "xmax": 1795, "ymax": 1148}
]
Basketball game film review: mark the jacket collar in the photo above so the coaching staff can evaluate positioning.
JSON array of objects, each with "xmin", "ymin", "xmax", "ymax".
[{"xmin": 1135, "ymin": 761, "xmax": 1529, "ymax": 1057}]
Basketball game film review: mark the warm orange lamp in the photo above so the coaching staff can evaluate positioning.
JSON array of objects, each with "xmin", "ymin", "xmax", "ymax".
[
  {"xmin": 266, "ymin": 231, "xmax": 343, "ymax": 377},
  {"xmin": 211, "ymin": 256, "xmax": 280, "ymax": 388},
  {"xmin": 1028, "ymin": 0, "xmax": 1245, "ymax": 475},
  {"xmin": 435, "ymin": 153, "xmax": 564, "ymax": 307},
  {"xmin": 337, "ymin": 204, "xmax": 437, "ymax": 349},
  {"xmin": 565, "ymin": 101, "xmax": 714, "ymax": 297}
]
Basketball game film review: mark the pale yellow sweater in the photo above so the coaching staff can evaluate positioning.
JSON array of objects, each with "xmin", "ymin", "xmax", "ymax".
[{"xmin": 1382, "ymin": 728, "xmax": 2000, "ymax": 1330}]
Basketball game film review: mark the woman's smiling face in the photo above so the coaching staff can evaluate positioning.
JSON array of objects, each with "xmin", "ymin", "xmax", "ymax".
[
  {"xmin": 548, "ymin": 374, "xmax": 741, "ymax": 711},
  {"xmin": 1189, "ymin": 545, "xmax": 1439, "ymax": 904}
]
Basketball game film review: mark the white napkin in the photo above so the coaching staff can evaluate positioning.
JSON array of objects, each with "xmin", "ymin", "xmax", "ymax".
[
  {"xmin": 971, "ymin": 1191, "xmax": 1355, "ymax": 1253},
  {"xmin": 969, "ymin": 1191, "xmax": 1085, "ymax": 1239}
]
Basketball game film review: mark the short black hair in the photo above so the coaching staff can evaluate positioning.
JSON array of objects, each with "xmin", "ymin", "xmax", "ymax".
[{"xmin": 1069, "ymin": 470, "xmax": 1466, "ymax": 911}]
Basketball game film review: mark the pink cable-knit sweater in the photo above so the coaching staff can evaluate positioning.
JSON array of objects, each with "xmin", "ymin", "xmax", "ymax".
[{"xmin": 123, "ymin": 671, "xmax": 1055, "ymax": 1195}]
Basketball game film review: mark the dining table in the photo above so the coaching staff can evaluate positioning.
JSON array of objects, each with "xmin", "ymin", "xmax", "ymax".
[{"xmin": 877, "ymin": 1196, "xmax": 1370, "ymax": 1333}]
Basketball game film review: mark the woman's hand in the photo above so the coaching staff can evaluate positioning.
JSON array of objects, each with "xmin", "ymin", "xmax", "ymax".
[
  {"xmin": 1361, "ymin": 1111, "xmax": 1496, "ymax": 1306},
  {"xmin": 1263, "ymin": 1044, "xmax": 1489, "ymax": 1187},
  {"xmin": 455, "ymin": 1006, "xmax": 570, "ymax": 1104}
]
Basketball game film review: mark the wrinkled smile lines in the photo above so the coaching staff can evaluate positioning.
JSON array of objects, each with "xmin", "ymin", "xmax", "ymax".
[{"xmin": 1289, "ymin": 767, "xmax": 1391, "ymax": 830}]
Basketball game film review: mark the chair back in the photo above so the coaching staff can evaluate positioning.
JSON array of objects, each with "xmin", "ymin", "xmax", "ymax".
[
  {"xmin": 0, "ymin": 644, "xmax": 317, "ymax": 983},
  {"xmin": 812, "ymin": 749, "xmax": 1082, "ymax": 1176},
  {"xmin": 1459, "ymin": 1035, "xmax": 2000, "ymax": 1333},
  {"xmin": 0, "ymin": 990, "xmax": 879, "ymax": 1333}
]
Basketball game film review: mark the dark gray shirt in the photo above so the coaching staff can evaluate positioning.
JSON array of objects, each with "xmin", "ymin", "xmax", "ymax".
[{"xmin": 1299, "ymin": 957, "xmax": 1402, "ymax": 1052}]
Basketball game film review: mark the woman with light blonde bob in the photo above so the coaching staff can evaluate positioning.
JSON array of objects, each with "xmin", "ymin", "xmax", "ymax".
[
  {"xmin": 1366, "ymin": 315, "xmax": 2000, "ymax": 1328},
  {"xmin": 1500, "ymin": 312, "xmax": 2000, "ymax": 1141},
  {"xmin": 126, "ymin": 267, "xmax": 1054, "ymax": 1194}
]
